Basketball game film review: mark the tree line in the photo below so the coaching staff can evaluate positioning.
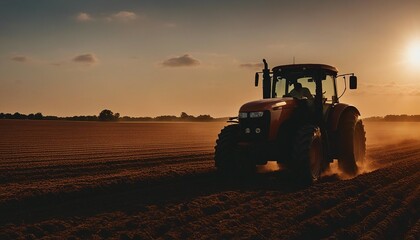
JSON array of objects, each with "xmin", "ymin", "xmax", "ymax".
[
  {"xmin": 0, "ymin": 110, "xmax": 226, "ymax": 122},
  {"xmin": 364, "ymin": 114, "xmax": 420, "ymax": 122}
]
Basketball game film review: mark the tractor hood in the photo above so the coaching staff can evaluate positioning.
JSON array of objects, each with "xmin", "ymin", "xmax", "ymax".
[{"xmin": 239, "ymin": 97, "xmax": 297, "ymax": 112}]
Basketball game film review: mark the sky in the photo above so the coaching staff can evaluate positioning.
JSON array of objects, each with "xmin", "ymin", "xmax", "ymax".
[{"xmin": 1, "ymin": 0, "xmax": 420, "ymax": 118}]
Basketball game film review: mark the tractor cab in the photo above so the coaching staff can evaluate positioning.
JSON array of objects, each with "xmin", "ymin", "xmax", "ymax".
[
  {"xmin": 272, "ymin": 64, "xmax": 338, "ymax": 102},
  {"xmin": 254, "ymin": 60, "xmax": 358, "ymax": 126},
  {"xmin": 256, "ymin": 60, "xmax": 357, "ymax": 101}
]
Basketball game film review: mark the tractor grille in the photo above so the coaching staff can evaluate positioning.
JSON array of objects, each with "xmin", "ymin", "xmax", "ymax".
[{"xmin": 239, "ymin": 110, "xmax": 271, "ymax": 141}]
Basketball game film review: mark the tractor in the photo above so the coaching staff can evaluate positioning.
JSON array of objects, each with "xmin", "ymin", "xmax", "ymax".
[{"xmin": 214, "ymin": 59, "xmax": 366, "ymax": 184}]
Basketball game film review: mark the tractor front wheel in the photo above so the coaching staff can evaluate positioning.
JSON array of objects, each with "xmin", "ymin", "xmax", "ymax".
[
  {"xmin": 214, "ymin": 124, "xmax": 255, "ymax": 175},
  {"xmin": 291, "ymin": 125, "xmax": 324, "ymax": 185}
]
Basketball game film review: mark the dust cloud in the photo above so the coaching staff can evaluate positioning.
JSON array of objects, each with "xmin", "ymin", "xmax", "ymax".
[
  {"xmin": 256, "ymin": 161, "xmax": 282, "ymax": 173},
  {"xmin": 322, "ymin": 158, "xmax": 380, "ymax": 180},
  {"xmin": 364, "ymin": 121, "xmax": 420, "ymax": 146},
  {"xmin": 322, "ymin": 121, "xmax": 420, "ymax": 179},
  {"xmin": 250, "ymin": 122, "xmax": 420, "ymax": 178}
]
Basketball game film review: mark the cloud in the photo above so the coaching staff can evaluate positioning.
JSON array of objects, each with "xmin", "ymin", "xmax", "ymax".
[
  {"xmin": 10, "ymin": 56, "xmax": 27, "ymax": 63},
  {"xmin": 75, "ymin": 11, "xmax": 138, "ymax": 23},
  {"xmin": 110, "ymin": 11, "xmax": 137, "ymax": 21},
  {"xmin": 408, "ymin": 89, "xmax": 420, "ymax": 96},
  {"xmin": 76, "ymin": 12, "xmax": 92, "ymax": 22},
  {"xmin": 72, "ymin": 53, "xmax": 98, "ymax": 64},
  {"xmin": 162, "ymin": 54, "xmax": 200, "ymax": 67},
  {"xmin": 357, "ymin": 82, "xmax": 420, "ymax": 96},
  {"xmin": 239, "ymin": 63, "xmax": 263, "ymax": 70}
]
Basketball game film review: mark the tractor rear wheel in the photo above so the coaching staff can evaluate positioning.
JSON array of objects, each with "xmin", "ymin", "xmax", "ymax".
[
  {"xmin": 291, "ymin": 125, "xmax": 323, "ymax": 185},
  {"xmin": 337, "ymin": 111, "xmax": 366, "ymax": 175},
  {"xmin": 354, "ymin": 119, "xmax": 366, "ymax": 164},
  {"xmin": 214, "ymin": 124, "xmax": 255, "ymax": 175}
]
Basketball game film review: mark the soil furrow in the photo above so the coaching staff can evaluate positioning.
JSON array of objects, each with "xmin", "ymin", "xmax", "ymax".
[{"xmin": 0, "ymin": 120, "xmax": 418, "ymax": 239}]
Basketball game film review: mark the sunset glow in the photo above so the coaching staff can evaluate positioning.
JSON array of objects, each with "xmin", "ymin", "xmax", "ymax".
[
  {"xmin": 0, "ymin": 1, "xmax": 420, "ymax": 117},
  {"xmin": 406, "ymin": 41, "xmax": 420, "ymax": 67}
]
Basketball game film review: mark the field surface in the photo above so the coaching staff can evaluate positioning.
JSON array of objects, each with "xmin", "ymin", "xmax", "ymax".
[{"xmin": 0, "ymin": 120, "xmax": 419, "ymax": 239}]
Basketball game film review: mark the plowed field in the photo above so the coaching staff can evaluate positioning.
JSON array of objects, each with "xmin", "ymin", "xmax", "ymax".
[{"xmin": 0, "ymin": 120, "xmax": 419, "ymax": 239}]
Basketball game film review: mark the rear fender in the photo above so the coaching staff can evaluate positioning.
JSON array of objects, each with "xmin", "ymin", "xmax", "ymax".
[
  {"xmin": 328, "ymin": 103, "xmax": 360, "ymax": 132},
  {"xmin": 327, "ymin": 103, "xmax": 360, "ymax": 158}
]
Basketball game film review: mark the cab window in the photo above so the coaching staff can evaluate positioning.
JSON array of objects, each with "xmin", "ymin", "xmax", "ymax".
[{"xmin": 323, "ymin": 75, "xmax": 336, "ymax": 102}]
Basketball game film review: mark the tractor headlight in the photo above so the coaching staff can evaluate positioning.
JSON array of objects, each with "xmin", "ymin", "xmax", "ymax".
[
  {"xmin": 249, "ymin": 111, "xmax": 264, "ymax": 118},
  {"xmin": 239, "ymin": 112, "xmax": 248, "ymax": 119}
]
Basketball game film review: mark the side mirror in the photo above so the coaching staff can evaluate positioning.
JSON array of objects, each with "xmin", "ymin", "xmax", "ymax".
[
  {"xmin": 349, "ymin": 75, "xmax": 357, "ymax": 89},
  {"xmin": 255, "ymin": 73, "xmax": 259, "ymax": 87}
]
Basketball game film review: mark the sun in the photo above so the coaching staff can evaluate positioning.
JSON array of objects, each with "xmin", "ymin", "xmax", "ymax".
[{"xmin": 406, "ymin": 41, "xmax": 420, "ymax": 66}]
